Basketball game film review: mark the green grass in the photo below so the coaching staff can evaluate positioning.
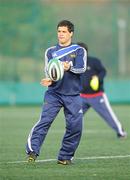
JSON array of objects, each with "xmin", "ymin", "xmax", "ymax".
[{"xmin": 0, "ymin": 105, "xmax": 130, "ymax": 180}]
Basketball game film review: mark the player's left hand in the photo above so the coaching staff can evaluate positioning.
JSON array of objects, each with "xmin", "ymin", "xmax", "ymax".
[{"xmin": 62, "ymin": 61, "xmax": 71, "ymax": 71}]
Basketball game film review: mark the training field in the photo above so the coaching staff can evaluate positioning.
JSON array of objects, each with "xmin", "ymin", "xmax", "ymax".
[{"xmin": 0, "ymin": 105, "xmax": 130, "ymax": 180}]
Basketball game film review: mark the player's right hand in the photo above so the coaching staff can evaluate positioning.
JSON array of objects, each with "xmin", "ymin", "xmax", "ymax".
[{"xmin": 40, "ymin": 78, "xmax": 52, "ymax": 87}]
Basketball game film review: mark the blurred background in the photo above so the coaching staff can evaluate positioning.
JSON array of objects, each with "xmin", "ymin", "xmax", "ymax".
[{"xmin": 0, "ymin": 0, "xmax": 130, "ymax": 105}]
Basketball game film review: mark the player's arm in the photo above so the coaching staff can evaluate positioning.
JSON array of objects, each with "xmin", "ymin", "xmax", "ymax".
[
  {"xmin": 69, "ymin": 47, "xmax": 87, "ymax": 74},
  {"xmin": 40, "ymin": 48, "xmax": 53, "ymax": 87}
]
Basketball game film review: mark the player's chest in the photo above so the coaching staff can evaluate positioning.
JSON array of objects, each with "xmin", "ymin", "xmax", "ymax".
[{"xmin": 59, "ymin": 53, "xmax": 76, "ymax": 62}]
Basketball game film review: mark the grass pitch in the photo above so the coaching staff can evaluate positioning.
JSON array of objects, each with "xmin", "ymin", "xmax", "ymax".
[{"xmin": 0, "ymin": 105, "xmax": 130, "ymax": 180}]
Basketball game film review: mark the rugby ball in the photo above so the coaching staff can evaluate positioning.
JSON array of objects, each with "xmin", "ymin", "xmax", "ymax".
[{"xmin": 47, "ymin": 58, "xmax": 64, "ymax": 81}]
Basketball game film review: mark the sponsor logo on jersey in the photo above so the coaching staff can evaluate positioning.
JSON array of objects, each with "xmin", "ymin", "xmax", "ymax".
[{"xmin": 70, "ymin": 54, "xmax": 76, "ymax": 58}]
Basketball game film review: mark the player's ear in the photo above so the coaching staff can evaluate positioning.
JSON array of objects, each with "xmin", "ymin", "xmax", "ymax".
[{"xmin": 70, "ymin": 31, "xmax": 73, "ymax": 37}]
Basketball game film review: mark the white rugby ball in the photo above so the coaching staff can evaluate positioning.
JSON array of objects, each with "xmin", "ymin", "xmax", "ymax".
[{"xmin": 47, "ymin": 58, "xmax": 64, "ymax": 81}]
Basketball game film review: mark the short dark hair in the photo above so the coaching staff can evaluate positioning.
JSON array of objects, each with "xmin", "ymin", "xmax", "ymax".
[
  {"xmin": 57, "ymin": 20, "xmax": 74, "ymax": 33},
  {"xmin": 77, "ymin": 42, "xmax": 88, "ymax": 51}
]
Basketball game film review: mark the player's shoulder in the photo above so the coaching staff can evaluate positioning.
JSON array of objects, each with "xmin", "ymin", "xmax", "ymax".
[
  {"xmin": 45, "ymin": 45, "xmax": 56, "ymax": 53},
  {"xmin": 73, "ymin": 43, "xmax": 85, "ymax": 51},
  {"xmin": 73, "ymin": 43, "xmax": 87, "ymax": 56},
  {"xmin": 45, "ymin": 45, "xmax": 57, "ymax": 57}
]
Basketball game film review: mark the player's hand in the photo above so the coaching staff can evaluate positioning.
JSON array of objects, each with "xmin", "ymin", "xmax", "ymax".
[
  {"xmin": 62, "ymin": 61, "xmax": 71, "ymax": 71},
  {"xmin": 40, "ymin": 78, "xmax": 53, "ymax": 87},
  {"xmin": 90, "ymin": 75, "xmax": 99, "ymax": 91}
]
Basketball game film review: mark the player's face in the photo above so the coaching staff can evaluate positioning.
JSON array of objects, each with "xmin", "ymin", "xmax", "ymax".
[{"xmin": 57, "ymin": 26, "xmax": 73, "ymax": 46}]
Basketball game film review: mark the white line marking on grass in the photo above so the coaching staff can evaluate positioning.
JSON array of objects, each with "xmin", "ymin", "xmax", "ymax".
[
  {"xmin": 77, "ymin": 154, "xmax": 130, "ymax": 160},
  {"xmin": 1, "ymin": 154, "xmax": 130, "ymax": 164},
  {"xmin": 3, "ymin": 159, "xmax": 56, "ymax": 164}
]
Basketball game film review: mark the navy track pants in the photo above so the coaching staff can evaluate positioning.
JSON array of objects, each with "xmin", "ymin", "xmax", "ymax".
[
  {"xmin": 26, "ymin": 90, "xmax": 83, "ymax": 160},
  {"xmin": 81, "ymin": 93, "xmax": 124, "ymax": 135}
]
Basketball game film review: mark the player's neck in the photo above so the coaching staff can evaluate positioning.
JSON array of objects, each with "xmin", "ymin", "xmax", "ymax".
[{"xmin": 59, "ymin": 40, "xmax": 72, "ymax": 47}]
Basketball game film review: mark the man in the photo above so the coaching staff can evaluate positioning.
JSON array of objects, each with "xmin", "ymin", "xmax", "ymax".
[
  {"xmin": 78, "ymin": 42, "xmax": 127, "ymax": 138},
  {"xmin": 26, "ymin": 20, "xmax": 87, "ymax": 165}
]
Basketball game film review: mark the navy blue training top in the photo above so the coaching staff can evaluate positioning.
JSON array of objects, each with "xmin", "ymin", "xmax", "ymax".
[{"xmin": 44, "ymin": 43, "xmax": 87, "ymax": 95}]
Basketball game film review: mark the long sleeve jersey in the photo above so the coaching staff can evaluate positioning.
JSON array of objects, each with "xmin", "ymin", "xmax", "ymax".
[
  {"xmin": 80, "ymin": 56, "xmax": 106, "ymax": 94},
  {"xmin": 44, "ymin": 43, "xmax": 87, "ymax": 95}
]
